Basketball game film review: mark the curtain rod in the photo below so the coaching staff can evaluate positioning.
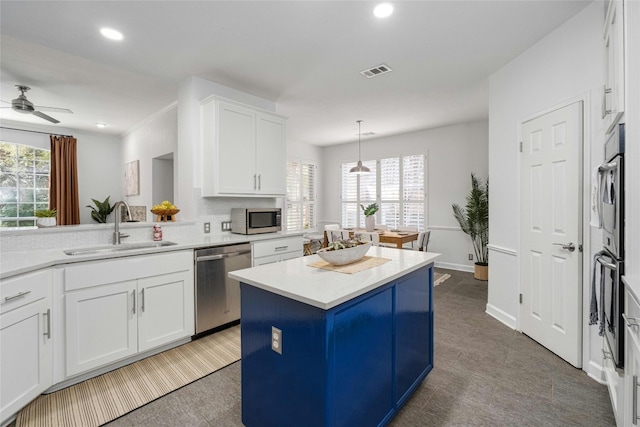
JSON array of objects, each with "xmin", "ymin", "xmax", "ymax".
[{"xmin": 0, "ymin": 126, "xmax": 73, "ymax": 138}]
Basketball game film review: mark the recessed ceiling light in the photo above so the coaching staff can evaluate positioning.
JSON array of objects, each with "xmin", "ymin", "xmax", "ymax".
[
  {"xmin": 100, "ymin": 28, "xmax": 123, "ymax": 41},
  {"xmin": 374, "ymin": 3, "xmax": 393, "ymax": 18},
  {"xmin": 96, "ymin": 123, "xmax": 107, "ymax": 128}
]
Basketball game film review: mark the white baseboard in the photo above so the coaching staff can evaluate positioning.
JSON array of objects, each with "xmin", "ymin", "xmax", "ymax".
[
  {"xmin": 585, "ymin": 359, "xmax": 606, "ymax": 385},
  {"xmin": 434, "ymin": 261, "xmax": 474, "ymax": 273},
  {"xmin": 485, "ymin": 303, "xmax": 517, "ymax": 329}
]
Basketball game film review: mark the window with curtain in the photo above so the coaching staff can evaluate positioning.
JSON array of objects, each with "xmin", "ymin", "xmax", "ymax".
[
  {"xmin": 341, "ymin": 154, "xmax": 425, "ymax": 229},
  {"xmin": 0, "ymin": 141, "xmax": 50, "ymax": 227},
  {"xmin": 286, "ymin": 160, "xmax": 317, "ymax": 231}
]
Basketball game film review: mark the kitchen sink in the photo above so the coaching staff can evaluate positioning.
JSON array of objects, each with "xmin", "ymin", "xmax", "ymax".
[{"xmin": 64, "ymin": 241, "xmax": 178, "ymax": 256}]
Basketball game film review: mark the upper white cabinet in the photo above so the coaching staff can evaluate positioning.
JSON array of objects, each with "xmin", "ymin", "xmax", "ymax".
[
  {"xmin": 0, "ymin": 269, "xmax": 53, "ymax": 425},
  {"xmin": 603, "ymin": 0, "xmax": 625, "ymax": 132},
  {"xmin": 201, "ymin": 97, "xmax": 287, "ymax": 197}
]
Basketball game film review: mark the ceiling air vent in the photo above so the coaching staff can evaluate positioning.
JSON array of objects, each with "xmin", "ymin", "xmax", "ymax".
[{"xmin": 360, "ymin": 64, "xmax": 392, "ymax": 78}]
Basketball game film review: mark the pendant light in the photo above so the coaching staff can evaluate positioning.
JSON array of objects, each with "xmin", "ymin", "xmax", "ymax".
[{"xmin": 350, "ymin": 120, "xmax": 370, "ymax": 174}]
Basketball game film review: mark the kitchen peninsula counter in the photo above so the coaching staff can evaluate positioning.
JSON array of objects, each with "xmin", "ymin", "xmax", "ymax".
[{"xmin": 231, "ymin": 247, "xmax": 439, "ymax": 427}]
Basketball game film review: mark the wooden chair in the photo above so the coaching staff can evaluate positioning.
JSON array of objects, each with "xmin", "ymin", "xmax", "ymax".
[
  {"xmin": 414, "ymin": 230, "xmax": 431, "ymax": 252},
  {"xmin": 355, "ymin": 231, "xmax": 380, "ymax": 246},
  {"xmin": 327, "ymin": 229, "xmax": 350, "ymax": 244},
  {"xmin": 323, "ymin": 224, "xmax": 340, "ymax": 247}
]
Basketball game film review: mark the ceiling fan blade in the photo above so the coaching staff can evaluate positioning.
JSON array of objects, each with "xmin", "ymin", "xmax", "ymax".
[
  {"xmin": 34, "ymin": 106, "xmax": 73, "ymax": 114},
  {"xmin": 32, "ymin": 110, "xmax": 60, "ymax": 124}
]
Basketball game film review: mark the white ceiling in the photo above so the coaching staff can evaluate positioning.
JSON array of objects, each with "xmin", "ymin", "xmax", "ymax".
[{"xmin": 0, "ymin": 1, "xmax": 591, "ymax": 146}]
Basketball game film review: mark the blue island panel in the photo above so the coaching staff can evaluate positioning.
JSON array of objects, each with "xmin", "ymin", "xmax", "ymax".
[{"xmin": 240, "ymin": 264, "xmax": 433, "ymax": 427}]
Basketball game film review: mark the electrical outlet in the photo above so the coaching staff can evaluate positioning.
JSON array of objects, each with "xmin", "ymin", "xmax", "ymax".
[
  {"xmin": 468, "ymin": 254, "xmax": 473, "ymax": 261},
  {"xmin": 221, "ymin": 221, "xmax": 232, "ymax": 231},
  {"xmin": 271, "ymin": 326, "xmax": 282, "ymax": 354},
  {"xmin": 204, "ymin": 222, "xmax": 210, "ymax": 233}
]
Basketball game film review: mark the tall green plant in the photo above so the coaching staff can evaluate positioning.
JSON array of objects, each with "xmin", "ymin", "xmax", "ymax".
[
  {"xmin": 452, "ymin": 173, "xmax": 489, "ymax": 265},
  {"xmin": 86, "ymin": 196, "xmax": 115, "ymax": 223}
]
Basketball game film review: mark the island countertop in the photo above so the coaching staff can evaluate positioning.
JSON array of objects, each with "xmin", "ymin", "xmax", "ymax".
[{"xmin": 229, "ymin": 246, "xmax": 440, "ymax": 310}]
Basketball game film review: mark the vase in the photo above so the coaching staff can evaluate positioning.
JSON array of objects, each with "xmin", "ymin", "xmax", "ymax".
[
  {"xmin": 365, "ymin": 216, "xmax": 375, "ymax": 232},
  {"xmin": 37, "ymin": 217, "xmax": 57, "ymax": 228}
]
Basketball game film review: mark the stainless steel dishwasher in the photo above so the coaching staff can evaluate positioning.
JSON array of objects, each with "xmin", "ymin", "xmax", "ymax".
[{"xmin": 194, "ymin": 243, "xmax": 251, "ymax": 334}]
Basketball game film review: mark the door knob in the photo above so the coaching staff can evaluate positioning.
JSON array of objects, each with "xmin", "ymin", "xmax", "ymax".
[{"xmin": 553, "ymin": 242, "xmax": 576, "ymax": 252}]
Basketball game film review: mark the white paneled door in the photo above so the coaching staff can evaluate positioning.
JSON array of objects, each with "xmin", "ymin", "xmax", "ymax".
[{"xmin": 520, "ymin": 101, "xmax": 583, "ymax": 367}]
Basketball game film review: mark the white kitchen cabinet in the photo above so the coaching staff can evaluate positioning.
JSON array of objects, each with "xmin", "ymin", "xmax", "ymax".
[
  {"xmin": 625, "ymin": 284, "xmax": 640, "ymax": 426},
  {"xmin": 62, "ymin": 251, "xmax": 194, "ymax": 378},
  {"xmin": 0, "ymin": 269, "xmax": 53, "ymax": 425},
  {"xmin": 201, "ymin": 97, "xmax": 287, "ymax": 197},
  {"xmin": 252, "ymin": 236, "xmax": 303, "ymax": 266},
  {"xmin": 603, "ymin": 0, "xmax": 625, "ymax": 132}
]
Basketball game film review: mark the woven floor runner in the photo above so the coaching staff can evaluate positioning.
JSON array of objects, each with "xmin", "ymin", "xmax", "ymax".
[{"xmin": 16, "ymin": 325, "xmax": 241, "ymax": 427}]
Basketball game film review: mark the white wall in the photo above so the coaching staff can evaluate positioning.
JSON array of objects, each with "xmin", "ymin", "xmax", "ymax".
[
  {"xmin": 321, "ymin": 120, "xmax": 488, "ymax": 271},
  {"xmin": 176, "ymin": 76, "xmax": 278, "ymax": 220},
  {"xmin": 121, "ymin": 103, "xmax": 178, "ymax": 216},
  {"xmin": 488, "ymin": 2, "xmax": 604, "ymax": 379},
  {"xmin": 0, "ymin": 119, "xmax": 122, "ymax": 224}
]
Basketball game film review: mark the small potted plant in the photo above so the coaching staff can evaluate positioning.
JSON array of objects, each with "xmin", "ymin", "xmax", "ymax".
[
  {"xmin": 35, "ymin": 208, "xmax": 57, "ymax": 228},
  {"xmin": 361, "ymin": 203, "xmax": 378, "ymax": 232},
  {"xmin": 86, "ymin": 196, "xmax": 115, "ymax": 223}
]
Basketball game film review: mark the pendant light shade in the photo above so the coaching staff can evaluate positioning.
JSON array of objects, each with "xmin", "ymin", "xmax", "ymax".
[{"xmin": 350, "ymin": 120, "xmax": 370, "ymax": 174}]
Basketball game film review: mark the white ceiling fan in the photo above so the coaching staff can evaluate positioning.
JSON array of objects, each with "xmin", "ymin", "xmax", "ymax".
[{"xmin": 1, "ymin": 85, "xmax": 73, "ymax": 124}]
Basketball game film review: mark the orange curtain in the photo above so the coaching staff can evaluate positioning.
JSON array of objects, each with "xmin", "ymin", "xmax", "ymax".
[{"xmin": 49, "ymin": 135, "xmax": 80, "ymax": 225}]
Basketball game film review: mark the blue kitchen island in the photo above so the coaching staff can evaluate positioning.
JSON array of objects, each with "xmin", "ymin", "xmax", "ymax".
[{"xmin": 229, "ymin": 246, "xmax": 439, "ymax": 427}]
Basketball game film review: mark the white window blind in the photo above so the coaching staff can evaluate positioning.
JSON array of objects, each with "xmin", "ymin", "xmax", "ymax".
[
  {"xmin": 341, "ymin": 154, "xmax": 425, "ymax": 230},
  {"xmin": 286, "ymin": 160, "xmax": 316, "ymax": 231}
]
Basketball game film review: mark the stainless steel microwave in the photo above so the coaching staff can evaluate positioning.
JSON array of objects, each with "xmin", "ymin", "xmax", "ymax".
[{"xmin": 231, "ymin": 208, "xmax": 281, "ymax": 235}]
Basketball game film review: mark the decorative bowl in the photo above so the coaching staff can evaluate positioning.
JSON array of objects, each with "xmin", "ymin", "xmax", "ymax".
[
  {"xmin": 151, "ymin": 208, "xmax": 180, "ymax": 216},
  {"xmin": 316, "ymin": 242, "xmax": 372, "ymax": 266}
]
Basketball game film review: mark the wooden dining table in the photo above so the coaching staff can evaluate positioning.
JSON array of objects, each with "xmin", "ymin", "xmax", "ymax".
[{"xmin": 324, "ymin": 229, "xmax": 419, "ymax": 249}]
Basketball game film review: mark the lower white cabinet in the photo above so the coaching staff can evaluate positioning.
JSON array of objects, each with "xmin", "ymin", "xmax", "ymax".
[
  {"xmin": 62, "ymin": 251, "xmax": 194, "ymax": 378},
  {"xmin": 252, "ymin": 236, "xmax": 303, "ymax": 266},
  {"xmin": 0, "ymin": 269, "xmax": 53, "ymax": 425},
  {"xmin": 625, "ymin": 284, "xmax": 640, "ymax": 426}
]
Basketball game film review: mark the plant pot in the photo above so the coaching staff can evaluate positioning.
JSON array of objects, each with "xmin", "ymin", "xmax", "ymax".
[
  {"xmin": 474, "ymin": 263, "xmax": 488, "ymax": 281},
  {"xmin": 37, "ymin": 217, "xmax": 57, "ymax": 228},
  {"xmin": 365, "ymin": 216, "xmax": 375, "ymax": 232}
]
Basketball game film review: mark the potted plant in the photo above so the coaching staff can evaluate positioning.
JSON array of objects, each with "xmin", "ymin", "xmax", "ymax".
[
  {"xmin": 35, "ymin": 208, "xmax": 57, "ymax": 228},
  {"xmin": 452, "ymin": 173, "xmax": 489, "ymax": 281},
  {"xmin": 86, "ymin": 196, "xmax": 115, "ymax": 223},
  {"xmin": 361, "ymin": 203, "xmax": 379, "ymax": 232}
]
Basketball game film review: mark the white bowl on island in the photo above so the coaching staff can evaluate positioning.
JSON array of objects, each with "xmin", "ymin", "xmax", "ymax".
[{"xmin": 316, "ymin": 242, "xmax": 372, "ymax": 266}]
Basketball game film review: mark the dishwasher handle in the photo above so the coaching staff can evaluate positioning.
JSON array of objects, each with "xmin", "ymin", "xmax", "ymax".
[{"xmin": 196, "ymin": 249, "xmax": 251, "ymax": 262}]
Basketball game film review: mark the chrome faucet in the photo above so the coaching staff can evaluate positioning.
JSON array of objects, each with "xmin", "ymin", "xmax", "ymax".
[{"xmin": 113, "ymin": 201, "xmax": 132, "ymax": 244}]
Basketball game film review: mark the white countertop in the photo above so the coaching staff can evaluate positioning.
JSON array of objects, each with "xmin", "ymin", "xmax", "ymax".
[
  {"xmin": 229, "ymin": 247, "xmax": 440, "ymax": 310},
  {"xmin": 0, "ymin": 231, "xmax": 304, "ymax": 280}
]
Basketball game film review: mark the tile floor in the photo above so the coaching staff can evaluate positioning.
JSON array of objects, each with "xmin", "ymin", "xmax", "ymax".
[{"xmin": 103, "ymin": 268, "xmax": 615, "ymax": 427}]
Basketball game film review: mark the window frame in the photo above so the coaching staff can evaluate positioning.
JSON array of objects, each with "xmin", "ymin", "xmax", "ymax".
[
  {"xmin": 285, "ymin": 159, "xmax": 317, "ymax": 232},
  {"xmin": 341, "ymin": 153, "xmax": 427, "ymax": 230}
]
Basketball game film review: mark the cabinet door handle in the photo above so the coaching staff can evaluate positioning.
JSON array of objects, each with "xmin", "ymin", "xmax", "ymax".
[
  {"xmin": 602, "ymin": 85, "xmax": 612, "ymax": 118},
  {"xmin": 4, "ymin": 290, "xmax": 31, "ymax": 301},
  {"xmin": 141, "ymin": 288, "xmax": 145, "ymax": 313},
  {"xmin": 258, "ymin": 174, "xmax": 261, "ymax": 190},
  {"xmin": 132, "ymin": 290, "xmax": 136, "ymax": 315},
  {"xmin": 43, "ymin": 308, "xmax": 51, "ymax": 339},
  {"xmin": 275, "ymin": 245, "xmax": 288, "ymax": 251},
  {"xmin": 634, "ymin": 375, "xmax": 640, "ymax": 425},
  {"xmin": 253, "ymin": 174, "xmax": 257, "ymax": 190}
]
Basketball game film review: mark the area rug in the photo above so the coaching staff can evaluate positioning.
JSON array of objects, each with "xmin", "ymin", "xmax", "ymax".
[
  {"xmin": 16, "ymin": 325, "xmax": 241, "ymax": 427},
  {"xmin": 434, "ymin": 272, "xmax": 451, "ymax": 287}
]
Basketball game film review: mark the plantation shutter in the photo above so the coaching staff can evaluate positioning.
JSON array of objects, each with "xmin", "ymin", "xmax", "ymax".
[
  {"xmin": 341, "ymin": 162, "xmax": 358, "ymax": 228},
  {"xmin": 286, "ymin": 161, "xmax": 301, "ymax": 230},
  {"xmin": 286, "ymin": 161, "xmax": 317, "ymax": 231},
  {"xmin": 380, "ymin": 157, "xmax": 400, "ymax": 229},
  {"xmin": 402, "ymin": 154, "xmax": 425, "ymax": 230}
]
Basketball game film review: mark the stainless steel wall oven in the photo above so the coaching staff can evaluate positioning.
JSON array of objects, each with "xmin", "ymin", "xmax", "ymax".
[{"xmin": 595, "ymin": 123, "xmax": 625, "ymax": 369}]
